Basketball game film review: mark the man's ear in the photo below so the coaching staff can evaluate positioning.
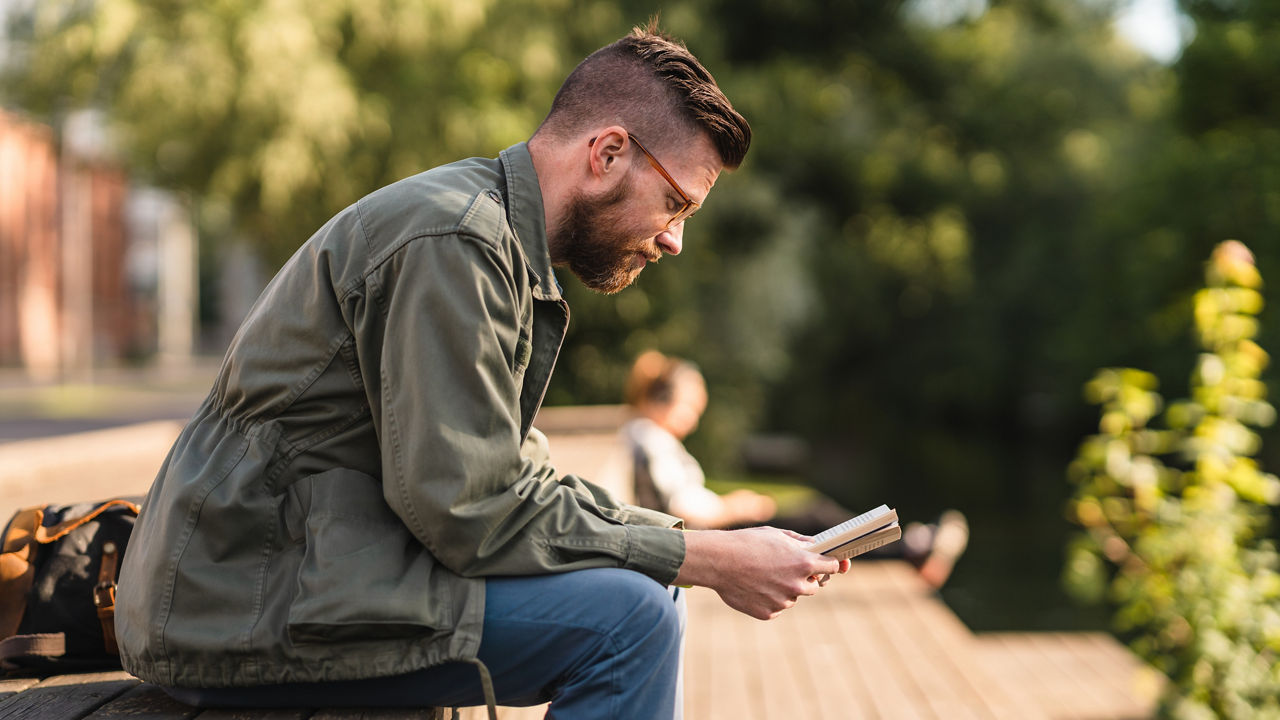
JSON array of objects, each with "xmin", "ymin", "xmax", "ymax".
[{"xmin": 588, "ymin": 126, "xmax": 630, "ymax": 179}]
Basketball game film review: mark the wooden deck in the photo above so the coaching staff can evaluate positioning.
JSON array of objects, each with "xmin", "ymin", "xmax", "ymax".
[
  {"xmin": 0, "ymin": 560, "xmax": 1161, "ymax": 719},
  {"xmin": 0, "ymin": 410, "xmax": 1162, "ymax": 719}
]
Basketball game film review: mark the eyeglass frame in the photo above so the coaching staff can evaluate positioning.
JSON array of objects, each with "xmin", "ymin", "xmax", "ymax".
[{"xmin": 589, "ymin": 132, "xmax": 701, "ymax": 229}]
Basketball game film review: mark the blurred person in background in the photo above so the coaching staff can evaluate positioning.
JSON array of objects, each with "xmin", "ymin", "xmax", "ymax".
[
  {"xmin": 622, "ymin": 350, "xmax": 970, "ymax": 589},
  {"xmin": 116, "ymin": 21, "xmax": 848, "ymax": 720}
]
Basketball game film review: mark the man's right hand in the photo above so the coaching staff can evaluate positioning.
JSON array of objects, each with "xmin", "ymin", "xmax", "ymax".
[{"xmin": 672, "ymin": 527, "xmax": 843, "ymax": 620}]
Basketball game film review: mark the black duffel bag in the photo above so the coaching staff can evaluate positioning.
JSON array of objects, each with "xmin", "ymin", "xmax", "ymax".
[{"xmin": 0, "ymin": 498, "xmax": 140, "ymax": 673}]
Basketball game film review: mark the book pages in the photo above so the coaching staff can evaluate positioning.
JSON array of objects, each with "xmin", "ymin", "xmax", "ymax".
[{"xmin": 808, "ymin": 504, "xmax": 902, "ymax": 558}]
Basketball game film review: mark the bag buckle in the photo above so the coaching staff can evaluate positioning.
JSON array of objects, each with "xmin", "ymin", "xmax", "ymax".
[
  {"xmin": 93, "ymin": 541, "xmax": 119, "ymax": 609},
  {"xmin": 93, "ymin": 581, "xmax": 116, "ymax": 609},
  {"xmin": 94, "ymin": 540, "xmax": 121, "ymax": 654}
]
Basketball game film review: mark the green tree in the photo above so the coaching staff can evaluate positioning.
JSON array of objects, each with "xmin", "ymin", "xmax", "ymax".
[
  {"xmin": 1066, "ymin": 241, "xmax": 1280, "ymax": 718},
  {"xmin": 4, "ymin": 0, "xmax": 630, "ymax": 264},
  {"xmin": 4, "ymin": 0, "xmax": 826, "ymax": 467},
  {"xmin": 689, "ymin": 0, "xmax": 1182, "ymax": 517}
]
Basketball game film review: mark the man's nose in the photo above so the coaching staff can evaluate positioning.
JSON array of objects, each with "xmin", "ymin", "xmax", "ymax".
[{"xmin": 655, "ymin": 222, "xmax": 684, "ymax": 256}]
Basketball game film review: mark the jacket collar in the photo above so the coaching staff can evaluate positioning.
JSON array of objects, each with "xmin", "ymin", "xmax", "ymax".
[{"xmin": 500, "ymin": 143, "xmax": 562, "ymax": 302}]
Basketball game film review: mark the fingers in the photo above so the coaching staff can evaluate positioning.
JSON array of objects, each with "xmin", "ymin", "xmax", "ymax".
[
  {"xmin": 714, "ymin": 527, "xmax": 850, "ymax": 621},
  {"xmin": 810, "ymin": 558, "xmax": 849, "ymax": 587},
  {"xmin": 740, "ymin": 593, "xmax": 798, "ymax": 621},
  {"xmin": 780, "ymin": 528, "xmax": 814, "ymax": 543}
]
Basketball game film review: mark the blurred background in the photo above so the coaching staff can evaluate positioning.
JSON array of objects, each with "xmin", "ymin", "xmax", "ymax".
[{"xmin": 1, "ymin": 0, "xmax": 1277, "ymax": 640}]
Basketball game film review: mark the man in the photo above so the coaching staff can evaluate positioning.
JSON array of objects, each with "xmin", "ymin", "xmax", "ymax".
[{"xmin": 117, "ymin": 22, "xmax": 846, "ymax": 718}]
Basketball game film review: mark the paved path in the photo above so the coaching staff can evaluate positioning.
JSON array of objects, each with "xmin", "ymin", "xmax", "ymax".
[{"xmin": 0, "ymin": 363, "xmax": 215, "ymax": 443}]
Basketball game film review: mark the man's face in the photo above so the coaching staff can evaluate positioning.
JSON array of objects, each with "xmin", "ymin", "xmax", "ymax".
[
  {"xmin": 552, "ymin": 132, "xmax": 723, "ymax": 294},
  {"xmin": 552, "ymin": 175, "xmax": 663, "ymax": 295}
]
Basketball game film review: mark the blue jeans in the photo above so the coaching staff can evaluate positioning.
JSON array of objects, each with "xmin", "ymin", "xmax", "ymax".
[{"xmin": 163, "ymin": 568, "xmax": 686, "ymax": 719}]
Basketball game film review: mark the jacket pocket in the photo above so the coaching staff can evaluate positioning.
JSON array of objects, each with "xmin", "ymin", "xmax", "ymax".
[{"xmin": 285, "ymin": 468, "xmax": 450, "ymax": 644}]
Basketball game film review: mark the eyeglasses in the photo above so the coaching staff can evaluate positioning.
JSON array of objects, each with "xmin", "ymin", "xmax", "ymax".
[
  {"xmin": 591, "ymin": 133, "xmax": 701, "ymax": 229},
  {"xmin": 629, "ymin": 134, "xmax": 701, "ymax": 229}
]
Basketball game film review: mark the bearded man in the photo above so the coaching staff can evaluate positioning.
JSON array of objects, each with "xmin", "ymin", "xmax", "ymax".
[{"xmin": 117, "ymin": 22, "xmax": 846, "ymax": 719}]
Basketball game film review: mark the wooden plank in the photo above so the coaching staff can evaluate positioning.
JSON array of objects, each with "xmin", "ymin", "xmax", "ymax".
[
  {"xmin": 785, "ymin": 574, "xmax": 877, "ymax": 719},
  {"xmin": 0, "ymin": 678, "xmax": 39, "ymax": 702},
  {"xmin": 682, "ymin": 587, "xmax": 715, "ymax": 720},
  {"xmin": 772, "ymin": 588, "xmax": 838, "ymax": 719},
  {"xmin": 195, "ymin": 710, "xmax": 312, "ymax": 720},
  {"xmin": 742, "ymin": 608, "xmax": 786, "ymax": 719},
  {"xmin": 859, "ymin": 562, "xmax": 956, "ymax": 719},
  {"xmin": 689, "ymin": 586, "xmax": 763, "ymax": 719},
  {"xmin": 0, "ymin": 671, "xmax": 139, "ymax": 720},
  {"xmin": 310, "ymin": 710, "xmax": 428, "ymax": 719},
  {"xmin": 318, "ymin": 707, "xmax": 543, "ymax": 720},
  {"xmin": 84, "ymin": 682, "xmax": 201, "ymax": 719},
  {"xmin": 455, "ymin": 703, "xmax": 546, "ymax": 719},
  {"xmin": 855, "ymin": 563, "xmax": 965, "ymax": 719},
  {"xmin": 969, "ymin": 633, "xmax": 1049, "ymax": 714},
  {"xmin": 826, "ymin": 564, "xmax": 931, "ymax": 719},
  {"xmin": 875, "ymin": 563, "xmax": 1050, "ymax": 720},
  {"xmin": 973, "ymin": 632, "xmax": 1160, "ymax": 720},
  {"xmin": 1069, "ymin": 631, "xmax": 1163, "ymax": 717},
  {"xmin": 1040, "ymin": 633, "xmax": 1122, "ymax": 716},
  {"xmin": 689, "ymin": 586, "xmax": 728, "ymax": 718}
]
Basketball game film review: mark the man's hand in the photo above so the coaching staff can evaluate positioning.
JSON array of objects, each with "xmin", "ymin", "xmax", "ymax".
[
  {"xmin": 777, "ymin": 528, "xmax": 851, "ymax": 587},
  {"xmin": 672, "ymin": 527, "xmax": 844, "ymax": 620}
]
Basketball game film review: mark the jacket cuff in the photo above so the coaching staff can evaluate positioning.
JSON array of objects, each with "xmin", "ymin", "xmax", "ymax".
[
  {"xmin": 618, "ymin": 503, "xmax": 683, "ymax": 529},
  {"xmin": 622, "ymin": 525, "xmax": 686, "ymax": 586}
]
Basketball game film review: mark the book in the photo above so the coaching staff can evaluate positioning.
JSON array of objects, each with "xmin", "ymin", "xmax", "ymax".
[{"xmin": 807, "ymin": 504, "xmax": 902, "ymax": 561}]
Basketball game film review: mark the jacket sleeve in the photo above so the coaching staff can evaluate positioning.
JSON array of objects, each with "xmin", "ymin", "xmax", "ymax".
[
  {"xmin": 372, "ymin": 231, "xmax": 685, "ymax": 584},
  {"xmin": 521, "ymin": 426, "xmax": 683, "ymax": 529}
]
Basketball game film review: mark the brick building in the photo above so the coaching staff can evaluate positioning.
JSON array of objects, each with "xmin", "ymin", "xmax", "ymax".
[{"xmin": 0, "ymin": 108, "xmax": 195, "ymax": 380}]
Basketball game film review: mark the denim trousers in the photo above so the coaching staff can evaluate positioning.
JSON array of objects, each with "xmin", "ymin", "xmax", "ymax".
[{"xmin": 163, "ymin": 567, "xmax": 686, "ymax": 719}]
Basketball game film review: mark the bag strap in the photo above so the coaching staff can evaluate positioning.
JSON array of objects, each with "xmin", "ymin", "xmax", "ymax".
[
  {"xmin": 0, "ymin": 507, "xmax": 44, "ymax": 640},
  {"xmin": 0, "ymin": 632, "xmax": 66, "ymax": 668},
  {"xmin": 95, "ymin": 541, "xmax": 122, "ymax": 654},
  {"xmin": 1, "ymin": 500, "xmax": 139, "ymax": 647},
  {"xmin": 33, "ymin": 499, "xmax": 141, "ymax": 544}
]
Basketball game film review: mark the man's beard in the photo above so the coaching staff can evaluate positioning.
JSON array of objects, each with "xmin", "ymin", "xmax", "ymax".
[{"xmin": 551, "ymin": 178, "xmax": 657, "ymax": 295}]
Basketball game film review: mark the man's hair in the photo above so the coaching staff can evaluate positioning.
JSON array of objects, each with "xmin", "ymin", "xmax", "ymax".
[{"xmin": 535, "ymin": 20, "xmax": 751, "ymax": 169}]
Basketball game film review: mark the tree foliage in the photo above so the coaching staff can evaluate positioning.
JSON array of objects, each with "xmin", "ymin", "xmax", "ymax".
[
  {"xmin": 1066, "ymin": 242, "xmax": 1280, "ymax": 718},
  {"xmin": 8, "ymin": 0, "xmax": 1280, "ymax": 645},
  {"xmin": 4, "ymin": 0, "xmax": 631, "ymax": 263}
]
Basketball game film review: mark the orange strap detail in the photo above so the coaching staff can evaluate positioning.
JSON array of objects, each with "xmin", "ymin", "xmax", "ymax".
[
  {"xmin": 1, "ymin": 500, "xmax": 139, "ymax": 643},
  {"xmin": 0, "ymin": 508, "xmax": 44, "ymax": 640},
  {"xmin": 33, "ymin": 500, "xmax": 140, "ymax": 544}
]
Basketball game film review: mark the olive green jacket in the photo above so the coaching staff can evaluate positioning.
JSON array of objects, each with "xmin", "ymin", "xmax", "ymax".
[{"xmin": 116, "ymin": 143, "xmax": 686, "ymax": 688}]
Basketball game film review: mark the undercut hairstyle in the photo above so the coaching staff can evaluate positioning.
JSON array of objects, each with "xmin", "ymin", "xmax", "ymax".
[{"xmin": 535, "ymin": 20, "xmax": 751, "ymax": 169}]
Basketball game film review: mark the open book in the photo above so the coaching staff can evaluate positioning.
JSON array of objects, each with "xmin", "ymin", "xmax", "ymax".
[{"xmin": 807, "ymin": 504, "xmax": 902, "ymax": 561}]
